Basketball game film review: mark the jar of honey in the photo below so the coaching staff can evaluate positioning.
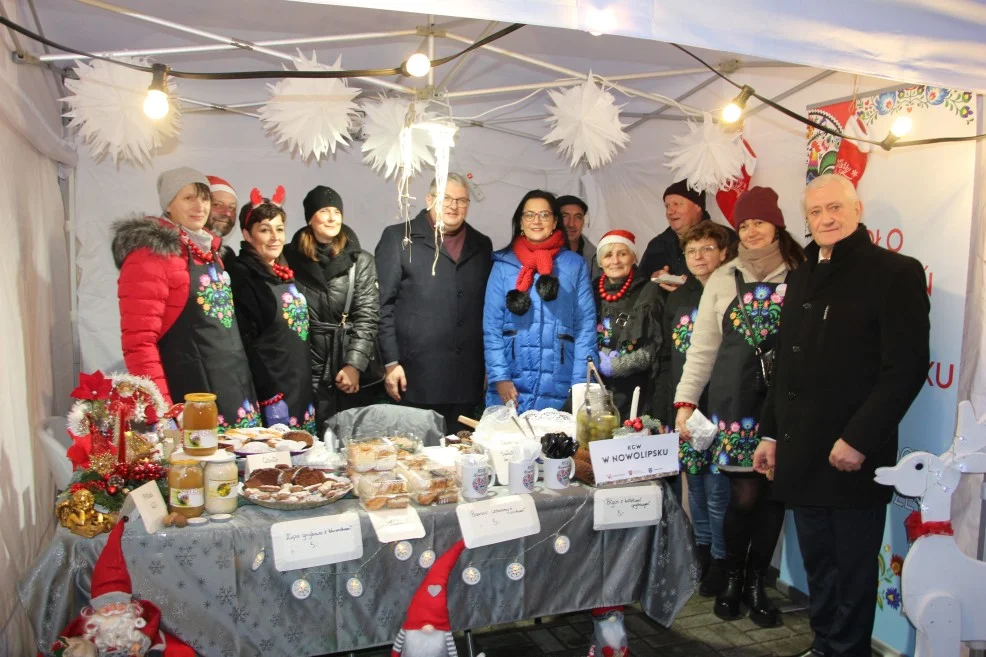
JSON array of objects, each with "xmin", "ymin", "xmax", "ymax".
[
  {"xmin": 168, "ymin": 458, "xmax": 205, "ymax": 518},
  {"xmin": 203, "ymin": 453, "xmax": 239, "ymax": 514},
  {"xmin": 183, "ymin": 393, "xmax": 218, "ymax": 456}
]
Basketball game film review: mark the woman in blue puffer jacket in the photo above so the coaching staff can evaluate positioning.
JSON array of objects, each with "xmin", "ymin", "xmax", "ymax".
[{"xmin": 484, "ymin": 190, "xmax": 597, "ymax": 411}]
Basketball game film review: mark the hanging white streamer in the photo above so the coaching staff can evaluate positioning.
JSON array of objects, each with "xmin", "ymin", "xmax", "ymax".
[{"xmin": 416, "ymin": 121, "xmax": 458, "ymax": 276}]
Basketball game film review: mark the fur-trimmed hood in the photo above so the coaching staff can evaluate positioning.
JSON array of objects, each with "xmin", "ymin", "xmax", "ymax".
[{"xmin": 112, "ymin": 215, "xmax": 181, "ymax": 269}]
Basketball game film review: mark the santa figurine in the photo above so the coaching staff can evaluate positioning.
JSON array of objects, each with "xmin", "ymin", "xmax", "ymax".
[
  {"xmin": 47, "ymin": 517, "xmax": 193, "ymax": 657},
  {"xmin": 392, "ymin": 540, "xmax": 483, "ymax": 657}
]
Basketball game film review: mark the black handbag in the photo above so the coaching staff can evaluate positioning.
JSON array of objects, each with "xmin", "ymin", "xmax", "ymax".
[{"xmin": 734, "ymin": 270, "xmax": 776, "ymax": 391}]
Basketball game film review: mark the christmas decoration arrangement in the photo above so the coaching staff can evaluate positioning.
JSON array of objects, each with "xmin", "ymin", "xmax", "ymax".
[
  {"xmin": 612, "ymin": 415, "xmax": 664, "ymax": 437},
  {"xmin": 543, "ymin": 76, "xmax": 629, "ymax": 169},
  {"xmin": 664, "ymin": 112, "xmax": 746, "ymax": 196}
]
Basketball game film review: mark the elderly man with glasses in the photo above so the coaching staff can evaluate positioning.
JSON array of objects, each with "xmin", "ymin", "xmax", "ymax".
[{"xmin": 376, "ymin": 172, "xmax": 493, "ymax": 433}]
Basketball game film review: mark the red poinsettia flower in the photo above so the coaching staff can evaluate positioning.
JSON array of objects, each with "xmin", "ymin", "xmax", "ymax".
[
  {"xmin": 66, "ymin": 432, "xmax": 93, "ymax": 470},
  {"xmin": 890, "ymin": 554, "xmax": 904, "ymax": 576},
  {"xmin": 70, "ymin": 370, "xmax": 113, "ymax": 401}
]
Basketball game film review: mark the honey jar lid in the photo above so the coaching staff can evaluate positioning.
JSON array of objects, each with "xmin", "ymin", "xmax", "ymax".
[{"xmin": 184, "ymin": 392, "xmax": 217, "ymax": 403}]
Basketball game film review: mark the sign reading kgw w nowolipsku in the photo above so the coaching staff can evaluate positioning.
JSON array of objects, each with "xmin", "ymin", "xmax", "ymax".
[{"xmin": 588, "ymin": 433, "xmax": 680, "ymax": 485}]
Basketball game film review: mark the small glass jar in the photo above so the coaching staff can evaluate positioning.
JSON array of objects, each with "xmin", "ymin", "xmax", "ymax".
[
  {"xmin": 168, "ymin": 458, "xmax": 205, "ymax": 518},
  {"xmin": 204, "ymin": 453, "xmax": 239, "ymax": 514},
  {"xmin": 183, "ymin": 393, "xmax": 218, "ymax": 456},
  {"xmin": 576, "ymin": 385, "xmax": 621, "ymax": 450}
]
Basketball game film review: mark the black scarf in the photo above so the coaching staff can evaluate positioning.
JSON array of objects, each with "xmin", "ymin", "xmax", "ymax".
[{"xmin": 316, "ymin": 238, "xmax": 358, "ymax": 281}]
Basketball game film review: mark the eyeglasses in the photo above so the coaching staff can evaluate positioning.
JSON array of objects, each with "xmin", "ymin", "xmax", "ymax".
[
  {"xmin": 442, "ymin": 197, "xmax": 470, "ymax": 207},
  {"xmin": 522, "ymin": 211, "xmax": 555, "ymax": 222},
  {"xmin": 684, "ymin": 245, "xmax": 720, "ymax": 258}
]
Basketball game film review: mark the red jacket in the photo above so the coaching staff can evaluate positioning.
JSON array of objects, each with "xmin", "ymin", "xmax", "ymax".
[{"xmin": 112, "ymin": 216, "xmax": 222, "ymax": 405}]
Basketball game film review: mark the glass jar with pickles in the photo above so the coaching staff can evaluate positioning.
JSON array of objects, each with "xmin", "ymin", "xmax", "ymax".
[{"xmin": 576, "ymin": 384, "xmax": 621, "ymax": 450}]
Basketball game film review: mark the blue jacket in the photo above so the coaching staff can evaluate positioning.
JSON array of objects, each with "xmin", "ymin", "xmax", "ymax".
[{"xmin": 483, "ymin": 247, "xmax": 598, "ymax": 411}]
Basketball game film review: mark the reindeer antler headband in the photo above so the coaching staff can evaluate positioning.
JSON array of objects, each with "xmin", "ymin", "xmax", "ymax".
[{"xmin": 242, "ymin": 185, "xmax": 286, "ymax": 229}]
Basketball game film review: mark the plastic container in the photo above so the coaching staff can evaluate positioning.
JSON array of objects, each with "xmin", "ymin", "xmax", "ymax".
[
  {"xmin": 359, "ymin": 493, "xmax": 410, "ymax": 511},
  {"xmin": 183, "ymin": 393, "xmax": 219, "ymax": 456},
  {"xmin": 168, "ymin": 458, "xmax": 205, "ymax": 518},
  {"xmin": 398, "ymin": 464, "xmax": 457, "ymax": 492},
  {"xmin": 356, "ymin": 471, "xmax": 408, "ymax": 497},
  {"xmin": 347, "ymin": 438, "xmax": 398, "ymax": 472},
  {"xmin": 203, "ymin": 452, "xmax": 238, "ymax": 514},
  {"xmin": 411, "ymin": 489, "xmax": 459, "ymax": 506}
]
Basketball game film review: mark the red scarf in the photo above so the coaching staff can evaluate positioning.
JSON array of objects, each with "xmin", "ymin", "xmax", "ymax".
[{"xmin": 511, "ymin": 230, "xmax": 565, "ymax": 292}]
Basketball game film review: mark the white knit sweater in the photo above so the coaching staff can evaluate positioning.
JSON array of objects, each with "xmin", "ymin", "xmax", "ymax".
[{"xmin": 673, "ymin": 258, "xmax": 789, "ymax": 405}]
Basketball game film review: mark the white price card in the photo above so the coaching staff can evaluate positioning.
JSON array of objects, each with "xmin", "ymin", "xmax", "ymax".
[
  {"xmin": 593, "ymin": 482, "xmax": 663, "ymax": 531},
  {"xmin": 120, "ymin": 480, "xmax": 169, "ymax": 534},
  {"xmin": 271, "ymin": 512, "xmax": 363, "ymax": 571},
  {"xmin": 456, "ymin": 494, "xmax": 541, "ymax": 549},
  {"xmin": 245, "ymin": 451, "xmax": 292, "ymax": 477},
  {"xmin": 588, "ymin": 432, "xmax": 679, "ymax": 485},
  {"xmin": 367, "ymin": 506, "xmax": 426, "ymax": 544}
]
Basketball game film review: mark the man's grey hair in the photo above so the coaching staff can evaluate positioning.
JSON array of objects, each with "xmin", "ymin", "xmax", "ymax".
[
  {"xmin": 429, "ymin": 172, "xmax": 470, "ymax": 197},
  {"xmin": 803, "ymin": 173, "xmax": 859, "ymax": 214}
]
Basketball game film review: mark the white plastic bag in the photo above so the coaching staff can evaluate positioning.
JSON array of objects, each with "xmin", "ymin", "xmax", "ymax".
[{"xmin": 686, "ymin": 408, "xmax": 718, "ymax": 452}]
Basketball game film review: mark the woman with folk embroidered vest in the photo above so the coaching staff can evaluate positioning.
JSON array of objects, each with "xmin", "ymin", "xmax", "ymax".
[
  {"xmin": 483, "ymin": 190, "xmax": 596, "ymax": 412},
  {"xmin": 283, "ymin": 185, "xmax": 380, "ymax": 434},
  {"xmin": 674, "ymin": 187, "xmax": 806, "ymax": 627},
  {"xmin": 112, "ymin": 167, "xmax": 259, "ymax": 428},
  {"xmin": 227, "ymin": 187, "xmax": 316, "ymax": 434}
]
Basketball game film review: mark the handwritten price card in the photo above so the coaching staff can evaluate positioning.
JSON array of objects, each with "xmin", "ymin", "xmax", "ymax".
[
  {"xmin": 271, "ymin": 512, "xmax": 363, "ymax": 571},
  {"xmin": 593, "ymin": 482, "xmax": 663, "ymax": 531},
  {"xmin": 456, "ymin": 494, "xmax": 541, "ymax": 549},
  {"xmin": 367, "ymin": 506, "xmax": 426, "ymax": 543},
  {"xmin": 121, "ymin": 480, "xmax": 168, "ymax": 533}
]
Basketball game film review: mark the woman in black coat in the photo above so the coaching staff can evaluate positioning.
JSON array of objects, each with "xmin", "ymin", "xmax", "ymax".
[
  {"xmin": 227, "ymin": 188, "xmax": 315, "ymax": 432},
  {"xmin": 283, "ymin": 185, "xmax": 380, "ymax": 435}
]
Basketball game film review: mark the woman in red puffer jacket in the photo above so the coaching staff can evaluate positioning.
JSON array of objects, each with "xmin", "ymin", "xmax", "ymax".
[{"xmin": 111, "ymin": 166, "xmax": 259, "ymax": 429}]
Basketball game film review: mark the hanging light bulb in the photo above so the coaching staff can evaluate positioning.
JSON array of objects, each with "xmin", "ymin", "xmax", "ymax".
[
  {"xmin": 143, "ymin": 63, "xmax": 170, "ymax": 120},
  {"xmin": 403, "ymin": 53, "xmax": 431, "ymax": 78},
  {"xmin": 721, "ymin": 85, "xmax": 755, "ymax": 124},
  {"xmin": 880, "ymin": 115, "xmax": 914, "ymax": 150}
]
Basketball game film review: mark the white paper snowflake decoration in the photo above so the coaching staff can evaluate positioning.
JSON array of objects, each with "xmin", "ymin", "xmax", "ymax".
[
  {"xmin": 62, "ymin": 57, "xmax": 181, "ymax": 166},
  {"xmin": 361, "ymin": 96, "xmax": 435, "ymax": 179},
  {"xmin": 664, "ymin": 112, "xmax": 745, "ymax": 195},
  {"xmin": 259, "ymin": 52, "xmax": 360, "ymax": 161},
  {"xmin": 543, "ymin": 76, "xmax": 629, "ymax": 169},
  {"xmin": 414, "ymin": 119, "xmax": 458, "ymax": 275}
]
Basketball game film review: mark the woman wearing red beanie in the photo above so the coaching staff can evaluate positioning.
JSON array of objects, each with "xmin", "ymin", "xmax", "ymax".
[{"xmin": 674, "ymin": 186, "xmax": 806, "ymax": 627}]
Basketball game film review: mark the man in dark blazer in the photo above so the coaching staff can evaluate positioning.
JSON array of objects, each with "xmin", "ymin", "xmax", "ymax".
[
  {"xmin": 376, "ymin": 173, "xmax": 493, "ymax": 433},
  {"xmin": 754, "ymin": 173, "xmax": 930, "ymax": 657}
]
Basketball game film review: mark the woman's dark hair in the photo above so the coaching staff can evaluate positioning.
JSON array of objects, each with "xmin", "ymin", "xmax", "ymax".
[
  {"xmin": 680, "ymin": 222, "xmax": 731, "ymax": 251},
  {"xmin": 238, "ymin": 199, "xmax": 286, "ymax": 233},
  {"xmin": 776, "ymin": 228, "xmax": 808, "ymax": 270},
  {"xmin": 510, "ymin": 189, "xmax": 561, "ymax": 238}
]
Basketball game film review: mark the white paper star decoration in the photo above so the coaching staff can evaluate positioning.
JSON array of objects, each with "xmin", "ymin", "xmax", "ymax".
[
  {"xmin": 543, "ymin": 77, "xmax": 629, "ymax": 169},
  {"xmin": 361, "ymin": 97, "xmax": 435, "ymax": 179},
  {"xmin": 664, "ymin": 113, "xmax": 745, "ymax": 195},
  {"xmin": 62, "ymin": 57, "xmax": 180, "ymax": 165},
  {"xmin": 259, "ymin": 52, "xmax": 360, "ymax": 161}
]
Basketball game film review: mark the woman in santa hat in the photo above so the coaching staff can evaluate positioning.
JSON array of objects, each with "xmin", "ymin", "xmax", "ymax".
[
  {"xmin": 112, "ymin": 167, "xmax": 259, "ymax": 428},
  {"xmin": 592, "ymin": 229, "xmax": 664, "ymax": 420},
  {"xmin": 483, "ymin": 190, "xmax": 596, "ymax": 412},
  {"xmin": 227, "ymin": 187, "xmax": 316, "ymax": 433}
]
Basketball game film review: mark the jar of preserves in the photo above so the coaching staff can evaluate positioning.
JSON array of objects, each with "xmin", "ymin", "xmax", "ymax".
[
  {"xmin": 183, "ymin": 392, "xmax": 218, "ymax": 456},
  {"xmin": 575, "ymin": 384, "xmax": 621, "ymax": 450},
  {"xmin": 204, "ymin": 453, "xmax": 239, "ymax": 514},
  {"xmin": 168, "ymin": 458, "xmax": 205, "ymax": 518}
]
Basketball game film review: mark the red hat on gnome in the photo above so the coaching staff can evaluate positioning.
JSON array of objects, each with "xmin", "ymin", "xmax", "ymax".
[{"xmin": 49, "ymin": 518, "xmax": 194, "ymax": 657}]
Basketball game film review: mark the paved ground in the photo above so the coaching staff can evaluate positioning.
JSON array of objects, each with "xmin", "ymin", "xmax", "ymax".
[{"xmin": 341, "ymin": 587, "xmax": 813, "ymax": 657}]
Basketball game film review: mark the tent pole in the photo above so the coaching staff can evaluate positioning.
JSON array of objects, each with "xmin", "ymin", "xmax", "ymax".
[
  {"xmin": 458, "ymin": 120, "xmax": 541, "ymax": 142},
  {"xmin": 448, "ymin": 79, "xmax": 585, "ymax": 98},
  {"xmin": 626, "ymin": 74, "xmax": 719, "ymax": 131},
  {"xmin": 71, "ymin": 0, "xmax": 413, "ymax": 94},
  {"xmin": 741, "ymin": 70, "xmax": 836, "ymax": 118},
  {"xmin": 436, "ymin": 21, "xmax": 498, "ymax": 93},
  {"xmin": 38, "ymin": 29, "xmax": 420, "ymax": 62},
  {"xmin": 178, "ymin": 97, "xmax": 261, "ymax": 118},
  {"xmin": 427, "ymin": 15, "xmax": 435, "ymax": 87}
]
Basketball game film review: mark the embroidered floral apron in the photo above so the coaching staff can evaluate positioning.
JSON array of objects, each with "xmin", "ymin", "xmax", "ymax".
[{"xmin": 671, "ymin": 302, "xmax": 715, "ymax": 475}]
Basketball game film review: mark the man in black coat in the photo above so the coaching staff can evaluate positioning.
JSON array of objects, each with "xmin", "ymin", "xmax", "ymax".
[
  {"xmin": 376, "ymin": 173, "xmax": 493, "ymax": 433},
  {"xmin": 754, "ymin": 173, "xmax": 930, "ymax": 657}
]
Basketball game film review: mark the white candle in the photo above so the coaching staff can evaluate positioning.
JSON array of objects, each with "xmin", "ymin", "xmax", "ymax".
[{"xmin": 630, "ymin": 386, "xmax": 640, "ymax": 421}]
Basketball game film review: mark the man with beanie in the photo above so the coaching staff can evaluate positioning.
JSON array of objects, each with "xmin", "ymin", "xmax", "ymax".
[
  {"xmin": 638, "ymin": 179, "xmax": 737, "ymax": 287},
  {"xmin": 558, "ymin": 194, "xmax": 601, "ymax": 280},
  {"xmin": 206, "ymin": 175, "xmax": 238, "ymax": 263},
  {"xmin": 376, "ymin": 173, "xmax": 492, "ymax": 434}
]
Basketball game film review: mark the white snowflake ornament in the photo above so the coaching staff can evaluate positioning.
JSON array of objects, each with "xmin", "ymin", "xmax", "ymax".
[
  {"xmin": 259, "ymin": 52, "xmax": 360, "ymax": 161},
  {"xmin": 664, "ymin": 113, "xmax": 745, "ymax": 195},
  {"xmin": 62, "ymin": 57, "xmax": 181, "ymax": 166},
  {"xmin": 361, "ymin": 97, "xmax": 434, "ymax": 179},
  {"xmin": 543, "ymin": 77, "xmax": 629, "ymax": 169}
]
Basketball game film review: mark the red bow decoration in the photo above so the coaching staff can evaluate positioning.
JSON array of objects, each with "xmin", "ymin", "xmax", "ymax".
[
  {"xmin": 904, "ymin": 510, "xmax": 954, "ymax": 543},
  {"xmin": 70, "ymin": 370, "xmax": 113, "ymax": 401}
]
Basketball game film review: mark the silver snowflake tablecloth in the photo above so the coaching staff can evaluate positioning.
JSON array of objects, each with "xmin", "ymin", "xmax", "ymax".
[{"xmin": 20, "ymin": 481, "xmax": 697, "ymax": 657}]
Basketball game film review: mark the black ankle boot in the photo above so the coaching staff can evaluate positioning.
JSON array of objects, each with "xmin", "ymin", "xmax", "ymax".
[
  {"xmin": 713, "ymin": 568, "xmax": 744, "ymax": 621},
  {"xmin": 695, "ymin": 543, "xmax": 712, "ymax": 581},
  {"xmin": 700, "ymin": 558, "xmax": 728, "ymax": 597},
  {"xmin": 744, "ymin": 571, "xmax": 781, "ymax": 628}
]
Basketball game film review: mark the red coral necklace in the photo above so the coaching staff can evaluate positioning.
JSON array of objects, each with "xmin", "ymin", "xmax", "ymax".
[
  {"xmin": 271, "ymin": 262, "xmax": 294, "ymax": 281},
  {"xmin": 598, "ymin": 270, "xmax": 634, "ymax": 302},
  {"xmin": 180, "ymin": 231, "xmax": 214, "ymax": 263}
]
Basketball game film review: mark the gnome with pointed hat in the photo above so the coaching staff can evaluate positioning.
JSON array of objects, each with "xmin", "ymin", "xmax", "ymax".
[
  {"xmin": 391, "ymin": 539, "xmax": 483, "ymax": 657},
  {"xmin": 48, "ymin": 518, "xmax": 194, "ymax": 657}
]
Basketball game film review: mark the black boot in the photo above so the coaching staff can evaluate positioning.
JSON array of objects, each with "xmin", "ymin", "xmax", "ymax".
[
  {"xmin": 744, "ymin": 571, "xmax": 781, "ymax": 628},
  {"xmin": 713, "ymin": 567, "xmax": 744, "ymax": 621},
  {"xmin": 700, "ymin": 558, "xmax": 728, "ymax": 597},
  {"xmin": 695, "ymin": 543, "xmax": 712, "ymax": 581}
]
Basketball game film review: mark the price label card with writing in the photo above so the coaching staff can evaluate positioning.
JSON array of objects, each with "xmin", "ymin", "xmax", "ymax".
[
  {"xmin": 593, "ymin": 482, "xmax": 663, "ymax": 531},
  {"xmin": 271, "ymin": 512, "xmax": 363, "ymax": 572},
  {"xmin": 120, "ymin": 480, "xmax": 169, "ymax": 534},
  {"xmin": 367, "ymin": 506, "xmax": 426, "ymax": 544},
  {"xmin": 588, "ymin": 433, "xmax": 679, "ymax": 485},
  {"xmin": 456, "ymin": 494, "xmax": 540, "ymax": 549},
  {"xmin": 245, "ymin": 451, "xmax": 292, "ymax": 477}
]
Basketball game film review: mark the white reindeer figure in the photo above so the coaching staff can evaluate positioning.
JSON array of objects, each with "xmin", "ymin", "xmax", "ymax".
[{"xmin": 873, "ymin": 401, "xmax": 986, "ymax": 657}]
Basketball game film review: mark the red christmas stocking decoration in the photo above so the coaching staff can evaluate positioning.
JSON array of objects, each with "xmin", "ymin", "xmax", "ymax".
[
  {"xmin": 834, "ymin": 114, "xmax": 871, "ymax": 187},
  {"xmin": 716, "ymin": 137, "xmax": 757, "ymax": 228}
]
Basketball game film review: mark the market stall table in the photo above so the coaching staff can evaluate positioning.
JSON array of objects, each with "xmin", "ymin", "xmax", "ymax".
[{"xmin": 21, "ymin": 481, "xmax": 697, "ymax": 657}]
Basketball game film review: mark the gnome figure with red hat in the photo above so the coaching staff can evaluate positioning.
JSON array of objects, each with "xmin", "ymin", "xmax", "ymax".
[
  {"xmin": 48, "ymin": 518, "xmax": 193, "ymax": 657},
  {"xmin": 391, "ymin": 540, "xmax": 483, "ymax": 657}
]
